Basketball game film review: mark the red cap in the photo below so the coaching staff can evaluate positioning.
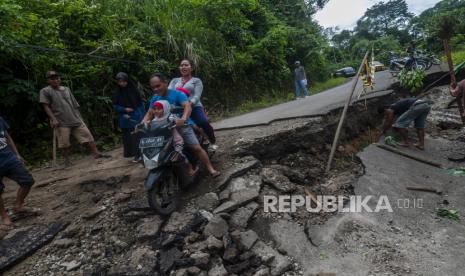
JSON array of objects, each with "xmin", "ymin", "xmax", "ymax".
[
  {"xmin": 153, "ymin": 102, "xmax": 164, "ymax": 109},
  {"xmin": 176, "ymin": 87, "xmax": 190, "ymax": 96}
]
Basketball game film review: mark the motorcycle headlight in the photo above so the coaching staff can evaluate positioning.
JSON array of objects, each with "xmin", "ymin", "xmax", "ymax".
[{"xmin": 143, "ymin": 153, "xmax": 160, "ymax": 170}]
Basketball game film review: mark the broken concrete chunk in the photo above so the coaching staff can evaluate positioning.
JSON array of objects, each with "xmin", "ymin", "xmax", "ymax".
[
  {"xmin": 164, "ymin": 212, "xmax": 195, "ymax": 233},
  {"xmin": 252, "ymin": 241, "xmax": 291, "ymax": 276},
  {"xmin": 239, "ymin": 230, "xmax": 259, "ymax": 250},
  {"xmin": 207, "ymin": 236, "xmax": 224, "ymax": 250},
  {"xmin": 82, "ymin": 206, "xmax": 106, "ymax": 220},
  {"xmin": 253, "ymin": 266, "xmax": 271, "ymax": 276},
  {"xmin": 203, "ymin": 216, "xmax": 229, "ymax": 239},
  {"xmin": 261, "ymin": 167, "xmax": 297, "ymax": 193},
  {"xmin": 190, "ymin": 252, "xmax": 210, "ymax": 268},
  {"xmin": 229, "ymin": 202, "xmax": 259, "ymax": 229},
  {"xmin": 208, "ymin": 260, "xmax": 228, "ymax": 276},
  {"xmin": 60, "ymin": 260, "xmax": 81, "ymax": 272},
  {"xmin": 53, "ymin": 238, "xmax": 75, "ymax": 248},
  {"xmin": 196, "ymin": 192, "xmax": 220, "ymax": 211},
  {"xmin": 213, "ymin": 176, "xmax": 262, "ymax": 214},
  {"xmin": 214, "ymin": 157, "xmax": 261, "ymax": 192},
  {"xmin": 136, "ymin": 216, "xmax": 163, "ymax": 241}
]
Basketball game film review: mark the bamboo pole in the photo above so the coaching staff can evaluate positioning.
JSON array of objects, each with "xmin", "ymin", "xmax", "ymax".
[
  {"xmin": 52, "ymin": 128, "xmax": 57, "ymax": 167},
  {"xmin": 325, "ymin": 51, "xmax": 369, "ymax": 174}
]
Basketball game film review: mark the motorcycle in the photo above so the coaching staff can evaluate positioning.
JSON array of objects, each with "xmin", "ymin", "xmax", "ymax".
[
  {"xmin": 135, "ymin": 113, "xmax": 198, "ymax": 216},
  {"xmin": 416, "ymin": 50, "xmax": 441, "ymax": 70},
  {"xmin": 389, "ymin": 52, "xmax": 427, "ymax": 77}
]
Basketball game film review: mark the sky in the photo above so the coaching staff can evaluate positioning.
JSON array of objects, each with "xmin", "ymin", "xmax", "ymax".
[{"xmin": 315, "ymin": 0, "xmax": 442, "ymax": 30}]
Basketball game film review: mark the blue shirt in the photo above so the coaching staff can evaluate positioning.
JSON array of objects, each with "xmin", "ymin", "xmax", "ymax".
[
  {"xmin": 113, "ymin": 102, "xmax": 146, "ymax": 129},
  {"xmin": 0, "ymin": 117, "xmax": 20, "ymax": 170},
  {"xmin": 149, "ymin": 89, "xmax": 194, "ymax": 125}
]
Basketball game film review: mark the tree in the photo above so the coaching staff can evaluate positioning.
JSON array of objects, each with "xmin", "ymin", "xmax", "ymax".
[
  {"xmin": 354, "ymin": 0, "xmax": 413, "ymax": 43},
  {"xmin": 429, "ymin": 12, "xmax": 464, "ymax": 123}
]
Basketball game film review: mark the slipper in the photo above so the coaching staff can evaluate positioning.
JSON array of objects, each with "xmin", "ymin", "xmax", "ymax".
[
  {"xmin": 210, "ymin": 171, "xmax": 221, "ymax": 178},
  {"xmin": 13, "ymin": 207, "xmax": 41, "ymax": 215},
  {"xmin": 10, "ymin": 207, "xmax": 41, "ymax": 221},
  {"xmin": 414, "ymin": 144, "xmax": 425, "ymax": 151},
  {"xmin": 95, "ymin": 154, "xmax": 111, "ymax": 159},
  {"xmin": 0, "ymin": 224, "xmax": 14, "ymax": 240},
  {"xmin": 399, "ymin": 143, "xmax": 411, "ymax": 148}
]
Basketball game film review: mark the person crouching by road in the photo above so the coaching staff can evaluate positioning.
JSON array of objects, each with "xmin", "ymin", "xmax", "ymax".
[
  {"xmin": 112, "ymin": 72, "xmax": 146, "ymax": 162},
  {"xmin": 142, "ymin": 73, "xmax": 221, "ymax": 178},
  {"xmin": 0, "ymin": 116, "xmax": 35, "ymax": 228},
  {"xmin": 39, "ymin": 70, "xmax": 109, "ymax": 166},
  {"xmin": 378, "ymin": 98, "xmax": 432, "ymax": 150}
]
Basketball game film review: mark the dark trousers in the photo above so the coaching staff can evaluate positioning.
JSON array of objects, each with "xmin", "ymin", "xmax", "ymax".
[
  {"xmin": 191, "ymin": 106, "xmax": 216, "ymax": 144},
  {"xmin": 122, "ymin": 128, "xmax": 140, "ymax": 158}
]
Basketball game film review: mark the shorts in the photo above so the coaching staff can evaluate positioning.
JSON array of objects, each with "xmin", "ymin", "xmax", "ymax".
[
  {"xmin": 394, "ymin": 102, "xmax": 431, "ymax": 129},
  {"xmin": 176, "ymin": 126, "xmax": 199, "ymax": 146},
  {"xmin": 57, "ymin": 123, "xmax": 94, "ymax": 148},
  {"xmin": 0, "ymin": 162, "xmax": 34, "ymax": 194}
]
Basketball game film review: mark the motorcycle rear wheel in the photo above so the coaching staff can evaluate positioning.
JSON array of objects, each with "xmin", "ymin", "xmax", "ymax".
[{"xmin": 147, "ymin": 169, "xmax": 179, "ymax": 216}]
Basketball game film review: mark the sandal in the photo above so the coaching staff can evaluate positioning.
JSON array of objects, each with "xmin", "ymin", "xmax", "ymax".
[
  {"xmin": 210, "ymin": 171, "xmax": 221, "ymax": 178},
  {"xmin": 10, "ymin": 207, "xmax": 41, "ymax": 221}
]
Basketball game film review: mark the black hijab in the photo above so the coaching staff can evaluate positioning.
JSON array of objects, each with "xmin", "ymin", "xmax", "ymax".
[{"xmin": 112, "ymin": 75, "xmax": 142, "ymax": 108}]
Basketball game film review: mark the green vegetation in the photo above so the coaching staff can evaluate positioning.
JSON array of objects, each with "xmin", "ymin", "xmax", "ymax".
[
  {"xmin": 312, "ymin": 77, "xmax": 346, "ymax": 94},
  {"xmin": 442, "ymin": 48, "xmax": 465, "ymax": 65},
  {"xmin": 328, "ymin": 0, "xmax": 465, "ymax": 68},
  {"xmin": 2, "ymin": 0, "xmax": 465, "ymax": 164},
  {"xmin": 437, "ymin": 208, "xmax": 459, "ymax": 220},
  {"xmin": 0, "ymin": 0, "xmax": 330, "ymax": 163},
  {"xmin": 398, "ymin": 69, "xmax": 426, "ymax": 93}
]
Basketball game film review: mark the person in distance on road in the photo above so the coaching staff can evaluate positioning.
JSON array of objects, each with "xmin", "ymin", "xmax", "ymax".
[{"xmin": 294, "ymin": 61, "xmax": 309, "ymax": 99}]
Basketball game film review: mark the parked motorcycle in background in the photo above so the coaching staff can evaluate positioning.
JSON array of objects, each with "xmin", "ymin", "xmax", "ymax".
[{"xmin": 389, "ymin": 51, "xmax": 428, "ymax": 77}]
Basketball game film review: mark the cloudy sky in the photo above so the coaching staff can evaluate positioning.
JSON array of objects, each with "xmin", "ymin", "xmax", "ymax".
[{"xmin": 315, "ymin": 0, "xmax": 442, "ymax": 30}]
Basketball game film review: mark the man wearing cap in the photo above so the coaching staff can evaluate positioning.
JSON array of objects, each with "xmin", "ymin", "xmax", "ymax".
[
  {"xmin": 294, "ymin": 61, "xmax": 309, "ymax": 99},
  {"xmin": 39, "ymin": 70, "xmax": 109, "ymax": 166}
]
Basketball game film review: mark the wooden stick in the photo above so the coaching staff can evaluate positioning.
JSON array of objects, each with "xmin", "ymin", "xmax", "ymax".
[
  {"xmin": 406, "ymin": 186, "xmax": 442, "ymax": 195},
  {"xmin": 52, "ymin": 128, "xmax": 57, "ymax": 167},
  {"xmin": 326, "ymin": 51, "xmax": 369, "ymax": 173},
  {"xmin": 375, "ymin": 143, "xmax": 443, "ymax": 168}
]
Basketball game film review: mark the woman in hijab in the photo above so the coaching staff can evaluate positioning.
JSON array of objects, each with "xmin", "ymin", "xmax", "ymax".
[
  {"xmin": 168, "ymin": 59, "xmax": 216, "ymax": 148},
  {"xmin": 112, "ymin": 72, "xmax": 146, "ymax": 161}
]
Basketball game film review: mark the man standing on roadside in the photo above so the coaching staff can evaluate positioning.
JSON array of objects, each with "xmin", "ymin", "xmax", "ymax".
[
  {"xmin": 0, "ymin": 116, "xmax": 35, "ymax": 229},
  {"xmin": 294, "ymin": 61, "xmax": 309, "ymax": 99},
  {"xmin": 39, "ymin": 70, "xmax": 109, "ymax": 166}
]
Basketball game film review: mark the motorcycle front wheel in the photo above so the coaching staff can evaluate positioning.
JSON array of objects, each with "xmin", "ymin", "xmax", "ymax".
[
  {"xmin": 147, "ymin": 169, "xmax": 179, "ymax": 216},
  {"xmin": 413, "ymin": 61, "xmax": 427, "ymax": 71}
]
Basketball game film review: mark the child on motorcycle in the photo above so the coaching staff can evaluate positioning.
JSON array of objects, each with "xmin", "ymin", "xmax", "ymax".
[{"xmin": 151, "ymin": 100, "xmax": 184, "ymax": 152}]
